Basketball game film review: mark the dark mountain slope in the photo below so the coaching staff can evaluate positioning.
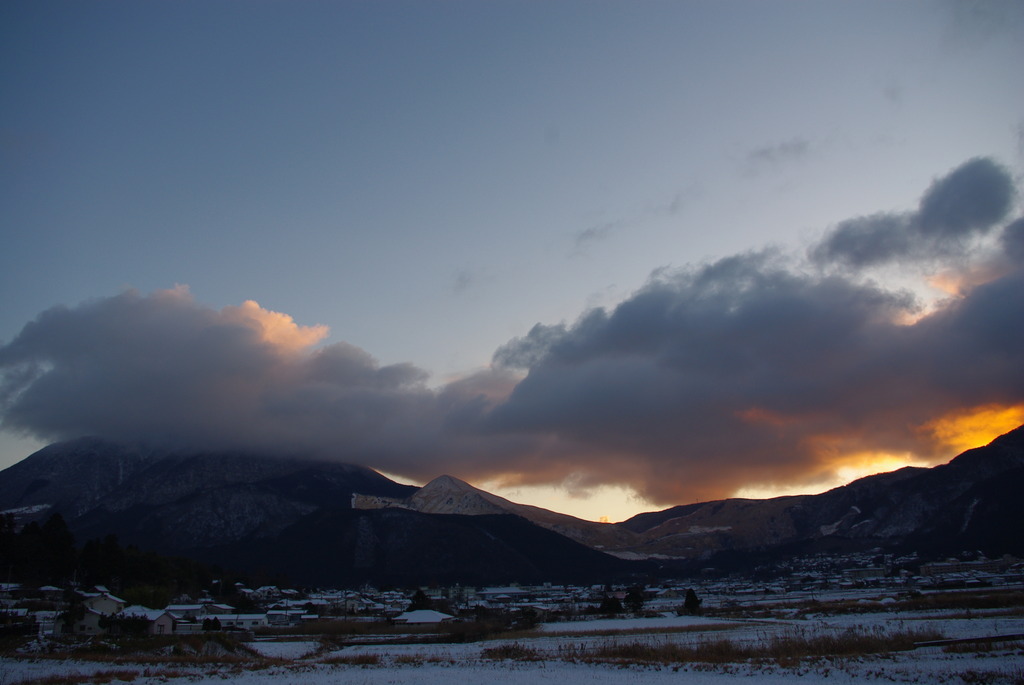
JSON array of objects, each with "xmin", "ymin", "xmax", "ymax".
[
  {"xmin": 0, "ymin": 438, "xmax": 417, "ymax": 549},
  {"xmin": 198, "ymin": 507, "xmax": 637, "ymax": 587},
  {"xmin": 0, "ymin": 438, "xmax": 636, "ymax": 585},
  {"xmin": 0, "ymin": 437, "xmax": 159, "ymax": 517},
  {"xmin": 616, "ymin": 425, "xmax": 1024, "ymax": 559},
  {"xmin": 901, "ymin": 465, "xmax": 1024, "ymax": 557},
  {"xmin": 2, "ymin": 426, "xmax": 1022, "ymax": 583}
]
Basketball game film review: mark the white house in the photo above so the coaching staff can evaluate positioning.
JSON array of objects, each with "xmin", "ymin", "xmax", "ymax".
[
  {"xmin": 120, "ymin": 605, "xmax": 176, "ymax": 635},
  {"xmin": 206, "ymin": 613, "xmax": 268, "ymax": 630}
]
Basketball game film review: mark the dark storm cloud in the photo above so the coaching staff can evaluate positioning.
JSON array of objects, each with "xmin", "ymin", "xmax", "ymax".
[
  {"xmin": 2, "ymin": 158, "xmax": 1023, "ymax": 505},
  {"xmin": 999, "ymin": 217, "xmax": 1024, "ymax": 264},
  {"xmin": 918, "ymin": 157, "xmax": 1017, "ymax": 237},
  {"xmin": 484, "ymin": 247, "xmax": 1024, "ymax": 502},
  {"xmin": 811, "ymin": 158, "xmax": 1016, "ymax": 268},
  {"xmin": 0, "ymin": 290, "xmax": 472, "ymax": 462}
]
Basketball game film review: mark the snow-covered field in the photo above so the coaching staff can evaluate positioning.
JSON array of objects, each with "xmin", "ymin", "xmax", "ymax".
[{"xmin": 4, "ymin": 611, "xmax": 1022, "ymax": 684}]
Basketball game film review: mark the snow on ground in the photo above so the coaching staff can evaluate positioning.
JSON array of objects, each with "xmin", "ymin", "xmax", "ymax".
[
  {"xmin": 808, "ymin": 610, "xmax": 1024, "ymax": 641},
  {"xmin": 5, "ymin": 651, "xmax": 1024, "ymax": 685},
  {"xmin": 4, "ymin": 611, "xmax": 1023, "ymax": 684}
]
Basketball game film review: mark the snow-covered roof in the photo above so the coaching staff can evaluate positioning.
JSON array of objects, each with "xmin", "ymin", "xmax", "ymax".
[
  {"xmin": 394, "ymin": 609, "xmax": 454, "ymax": 624},
  {"xmin": 120, "ymin": 605, "xmax": 168, "ymax": 621}
]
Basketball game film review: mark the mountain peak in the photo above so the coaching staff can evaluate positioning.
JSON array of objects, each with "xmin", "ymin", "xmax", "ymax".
[
  {"xmin": 409, "ymin": 475, "xmax": 508, "ymax": 515},
  {"xmin": 420, "ymin": 474, "xmax": 476, "ymax": 493}
]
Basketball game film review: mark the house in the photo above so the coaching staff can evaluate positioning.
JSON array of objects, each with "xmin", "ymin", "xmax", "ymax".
[
  {"xmin": 65, "ymin": 608, "xmax": 106, "ymax": 635},
  {"xmin": 81, "ymin": 591, "xmax": 126, "ymax": 616},
  {"xmin": 205, "ymin": 613, "xmax": 268, "ymax": 630},
  {"xmin": 118, "ymin": 606, "xmax": 177, "ymax": 635},
  {"xmin": 164, "ymin": 604, "xmax": 206, "ymax": 619},
  {"xmin": 37, "ymin": 585, "xmax": 63, "ymax": 601},
  {"xmin": 56, "ymin": 590, "xmax": 127, "ymax": 635},
  {"xmin": 0, "ymin": 583, "xmax": 23, "ymax": 599},
  {"xmin": 393, "ymin": 609, "xmax": 454, "ymax": 624}
]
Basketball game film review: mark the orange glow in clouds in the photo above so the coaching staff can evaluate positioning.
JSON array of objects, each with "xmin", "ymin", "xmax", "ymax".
[
  {"xmin": 222, "ymin": 300, "xmax": 329, "ymax": 352},
  {"xmin": 921, "ymin": 404, "xmax": 1024, "ymax": 454}
]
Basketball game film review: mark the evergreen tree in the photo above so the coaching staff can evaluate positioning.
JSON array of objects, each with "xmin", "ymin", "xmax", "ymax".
[
  {"xmin": 625, "ymin": 586, "xmax": 645, "ymax": 615},
  {"xmin": 683, "ymin": 588, "xmax": 702, "ymax": 615},
  {"xmin": 408, "ymin": 588, "xmax": 431, "ymax": 611},
  {"xmin": 599, "ymin": 594, "xmax": 623, "ymax": 615}
]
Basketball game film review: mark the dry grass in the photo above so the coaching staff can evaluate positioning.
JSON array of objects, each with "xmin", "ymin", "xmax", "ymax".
[
  {"xmin": 7, "ymin": 634, "xmax": 282, "ymax": 667},
  {"xmin": 955, "ymin": 666, "xmax": 1024, "ymax": 684},
  {"xmin": 481, "ymin": 642, "xmax": 542, "ymax": 661},
  {"xmin": 554, "ymin": 626, "xmax": 945, "ymax": 666},
  {"xmin": 710, "ymin": 589, "xmax": 1024, "ymax": 620},
  {"xmin": 393, "ymin": 652, "xmax": 457, "ymax": 665},
  {"xmin": 512, "ymin": 623, "xmax": 739, "ymax": 640},
  {"xmin": 10, "ymin": 670, "xmax": 140, "ymax": 685}
]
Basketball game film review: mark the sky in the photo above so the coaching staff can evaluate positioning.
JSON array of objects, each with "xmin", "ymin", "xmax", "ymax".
[{"xmin": 1, "ymin": 0, "xmax": 1023, "ymax": 523}]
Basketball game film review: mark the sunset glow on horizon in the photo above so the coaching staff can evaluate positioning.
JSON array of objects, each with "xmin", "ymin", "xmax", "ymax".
[{"xmin": 1, "ymin": 2, "xmax": 1022, "ymax": 521}]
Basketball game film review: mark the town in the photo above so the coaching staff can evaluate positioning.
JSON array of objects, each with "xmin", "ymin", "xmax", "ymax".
[{"xmin": 3, "ymin": 550, "xmax": 1021, "ymax": 638}]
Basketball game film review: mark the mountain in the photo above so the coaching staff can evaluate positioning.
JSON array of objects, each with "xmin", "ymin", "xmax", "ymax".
[
  {"xmin": 1, "ymin": 425, "xmax": 1022, "ymax": 584},
  {"xmin": 0, "ymin": 437, "xmax": 418, "ymax": 550},
  {"xmin": 353, "ymin": 474, "xmax": 640, "ymax": 550},
  {"xmin": 617, "ymin": 425, "xmax": 1024, "ymax": 561},
  {"xmin": 202, "ymin": 508, "xmax": 632, "ymax": 587},
  {"xmin": 0, "ymin": 437, "xmax": 635, "ymax": 585}
]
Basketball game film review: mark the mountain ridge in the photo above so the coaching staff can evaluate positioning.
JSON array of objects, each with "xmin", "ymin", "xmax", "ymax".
[{"xmin": 1, "ymin": 425, "xmax": 1022, "ymax": 583}]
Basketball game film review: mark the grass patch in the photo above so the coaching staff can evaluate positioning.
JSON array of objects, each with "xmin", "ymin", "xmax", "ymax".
[
  {"xmin": 9, "ymin": 634, "xmax": 277, "ymax": 666},
  {"xmin": 711, "ymin": 589, "xmax": 1024, "ymax": 620},
  {"xmin": 520, "ymin": 623, "xmax": 739, "ymax": 640},
  {"xmin": 11, "ymin": 670, "xmax": 140, "ymax": 685},
  {"xmin": 555, "ymin": 626, "xmax": 944, "ymax": 666},
  {"xmin": 393, "ymin": 652, "xmax": 455, "ymax": 665},
  {"xmin": 956, "ymin": 666, "xmax": 1024, "ymax": 684},
  {"xmin": 481, "ymin": 642, "xmax": 542, "ymax": 661}
]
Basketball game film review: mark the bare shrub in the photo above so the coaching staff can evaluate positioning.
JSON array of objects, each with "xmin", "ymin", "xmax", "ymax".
[{"xmin": 481, "ymin": 642, "xmax": 541, "ymax": 661}]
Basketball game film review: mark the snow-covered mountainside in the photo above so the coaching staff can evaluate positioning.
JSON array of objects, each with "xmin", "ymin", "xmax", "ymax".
[
  {"xmin": 0, "ymin": 439, "xmax": 632, "ymax": 585},
  {"xmin": 1, "ymin": 425, "xmax": 1022, "ymax": 582},
  {"xmin": 0, "ymin": 437, "xmax": 417, "ymax": 549},
  {"xmin": 354, "ymin": 473, "xmax": 641, "ymax": 550}
]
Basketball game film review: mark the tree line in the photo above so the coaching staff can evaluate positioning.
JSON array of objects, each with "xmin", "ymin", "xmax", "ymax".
[{"xmin": 0, "ymin": 512, "xmax": 218, "ymax": 604}]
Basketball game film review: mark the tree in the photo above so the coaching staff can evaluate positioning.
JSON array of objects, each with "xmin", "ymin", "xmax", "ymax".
[
  {"xmin": 598, "ymin": 594, "xmax": 623, "ymax": 615},
  {"xmin": 682, "ymin": 588, "xmax": 702, "ymax": 616},
  {"xmin": 408, "ymin": 588, "xmax": 431, "ymax": 611},
  {"xmin": 624, "ymin": 586, "xmax": 645, "ymax": 615}
]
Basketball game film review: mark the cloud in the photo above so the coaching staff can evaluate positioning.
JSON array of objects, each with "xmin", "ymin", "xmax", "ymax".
[
  {"xmin": 810, "ymin": 157, "xmax": 1016, "ymax": 269},
  {"xmin": 484, "ymin": 245, "xmax": 1024, "ymax": 502},
  {"xmin": 452, "ymin": 268, "xmax": 476, "ymax": 294},
  {"xmin": 570, "ymin": 186, "xmax": 701, "ymax": 256},
  {"xmin": 572, "ymin": 220, "xmax": 625, "ymax": 255},
  {"xmin": 0, "ymin": 289, "xmax": 454, "ymax": 462},
  {"xmin": 2, "ymin": 158, "xmax": 1023, "ymax": 506},
  {"xmin": 747, "ymin": 138, "xmax": 810, "ymax": 166}
]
